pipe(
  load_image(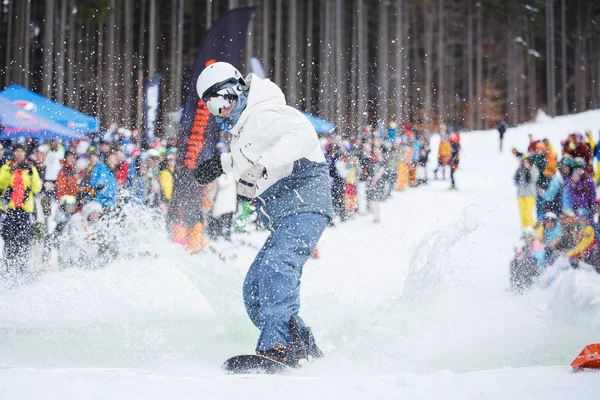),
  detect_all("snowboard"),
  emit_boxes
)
[222,354,291,374]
